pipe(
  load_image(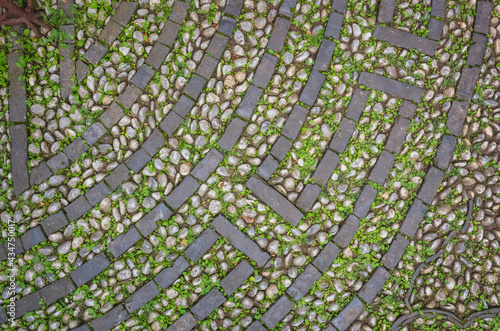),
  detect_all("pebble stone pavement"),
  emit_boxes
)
[1,0,500,330]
